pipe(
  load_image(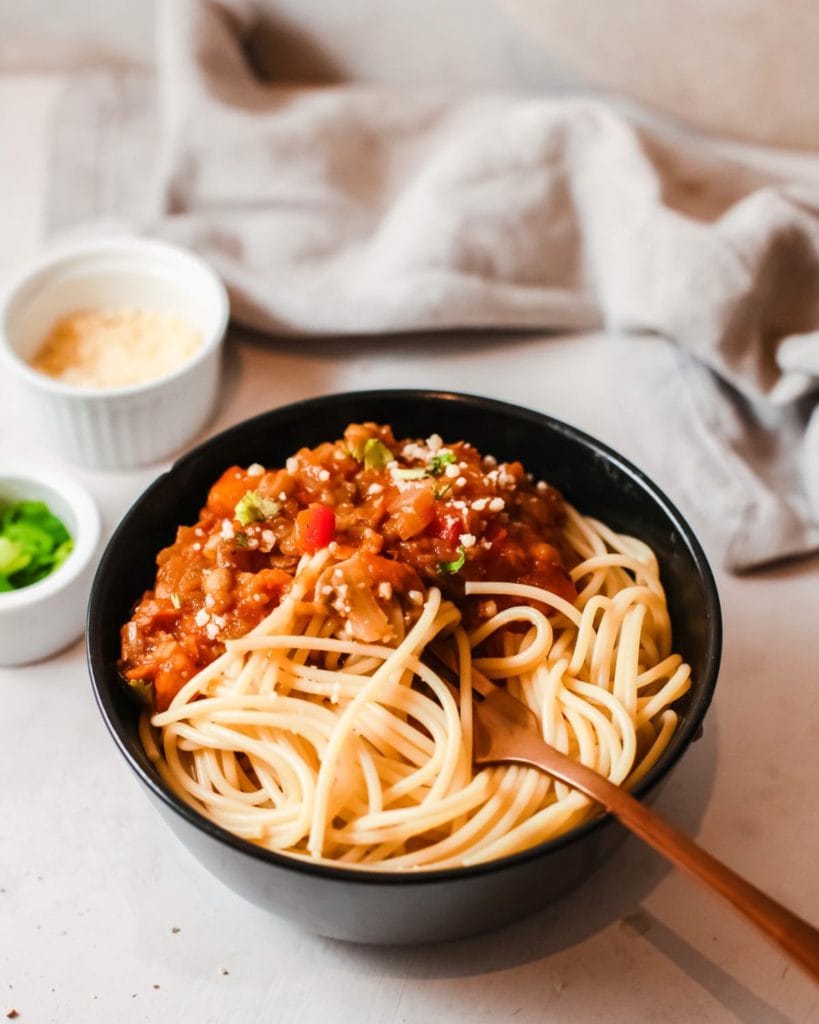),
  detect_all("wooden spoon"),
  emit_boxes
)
[425,651,819,982]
